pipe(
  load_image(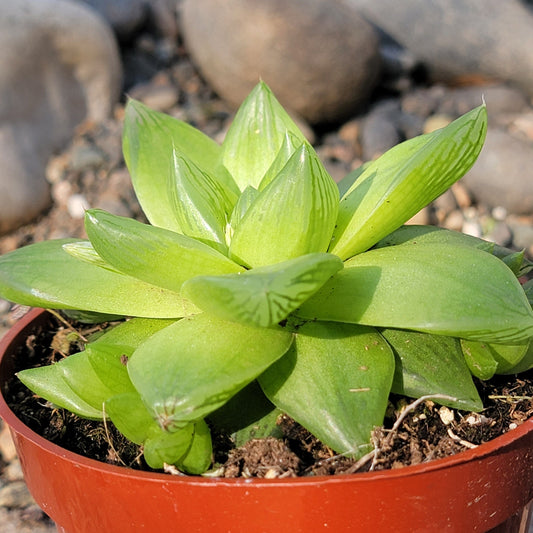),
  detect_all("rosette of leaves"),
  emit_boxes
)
[1,82,532,474]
